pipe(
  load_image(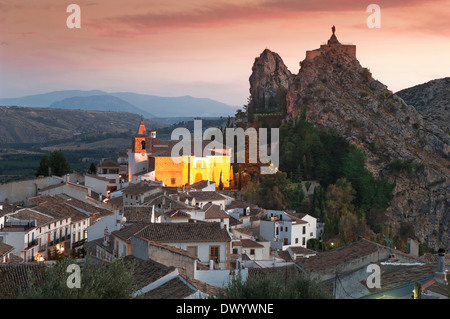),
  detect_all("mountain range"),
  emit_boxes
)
[0,90,238,118]
[248,31,449,251]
